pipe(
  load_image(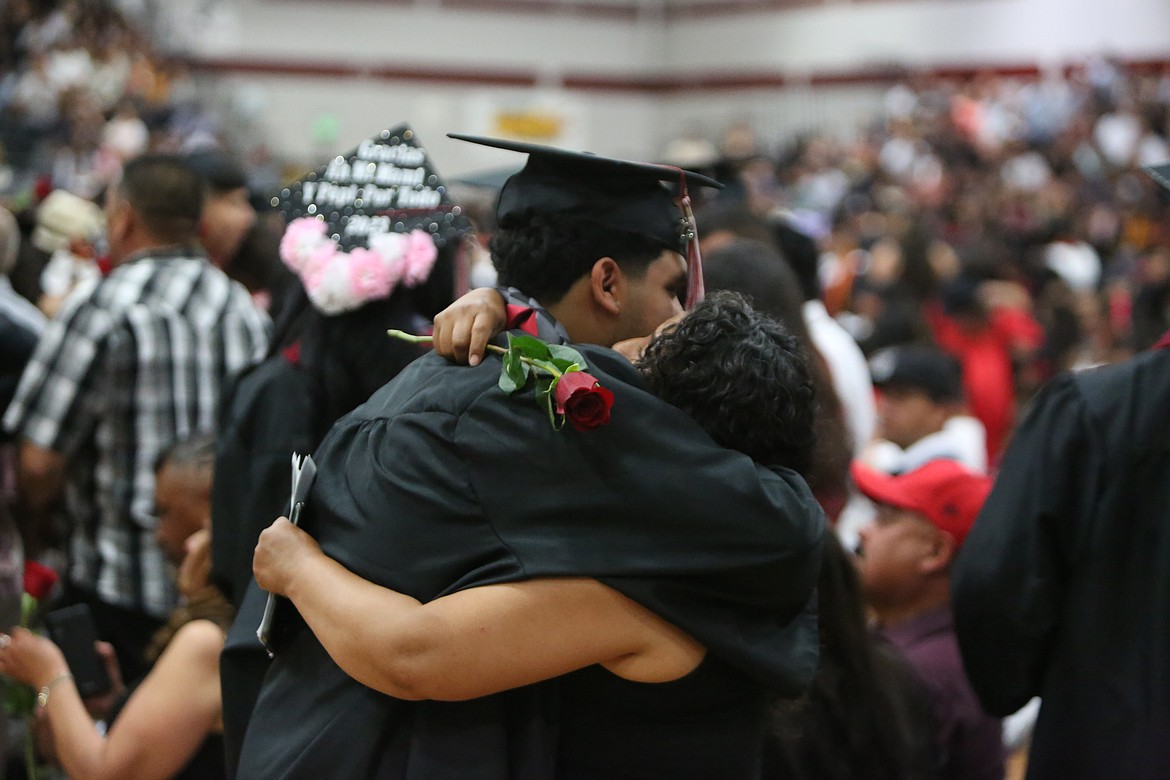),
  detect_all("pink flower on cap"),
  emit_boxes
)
[278,217,440,316]
[347,247,394,302]
[279,217,328,269]
[401,229,438,286]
